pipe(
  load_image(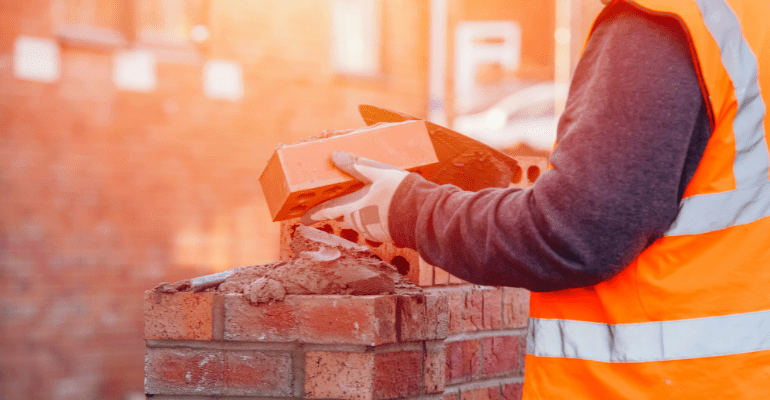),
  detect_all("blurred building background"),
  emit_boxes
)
[0,0,603,398]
